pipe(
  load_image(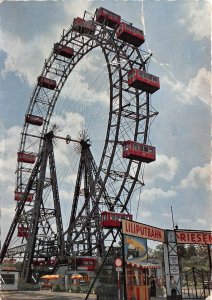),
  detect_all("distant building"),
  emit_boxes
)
[0,267,20,290]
